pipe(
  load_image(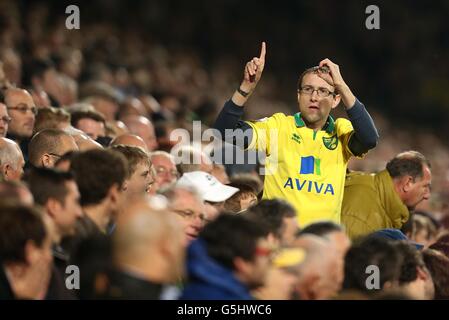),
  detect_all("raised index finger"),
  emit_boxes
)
[259,41,266,61]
